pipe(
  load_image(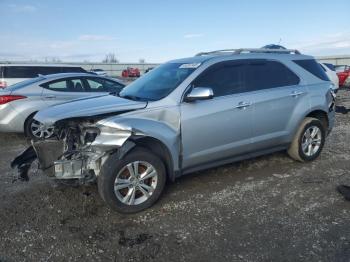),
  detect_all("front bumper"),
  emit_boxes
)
[11,121,135,182]
[11,140,108,182]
